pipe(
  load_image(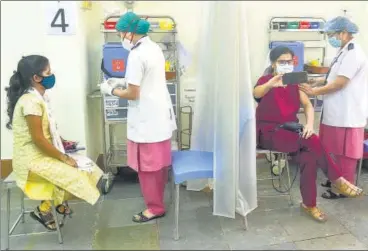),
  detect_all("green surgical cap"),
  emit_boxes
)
[323,16,359,34]
[115,12,150,34]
